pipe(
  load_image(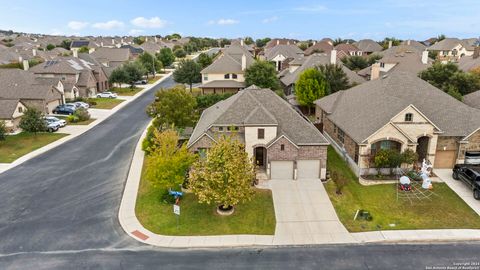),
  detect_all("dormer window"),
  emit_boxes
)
[232,74,237,79]
[224,74,230,79]
[405,113,413,122]
[218,126,224,132]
